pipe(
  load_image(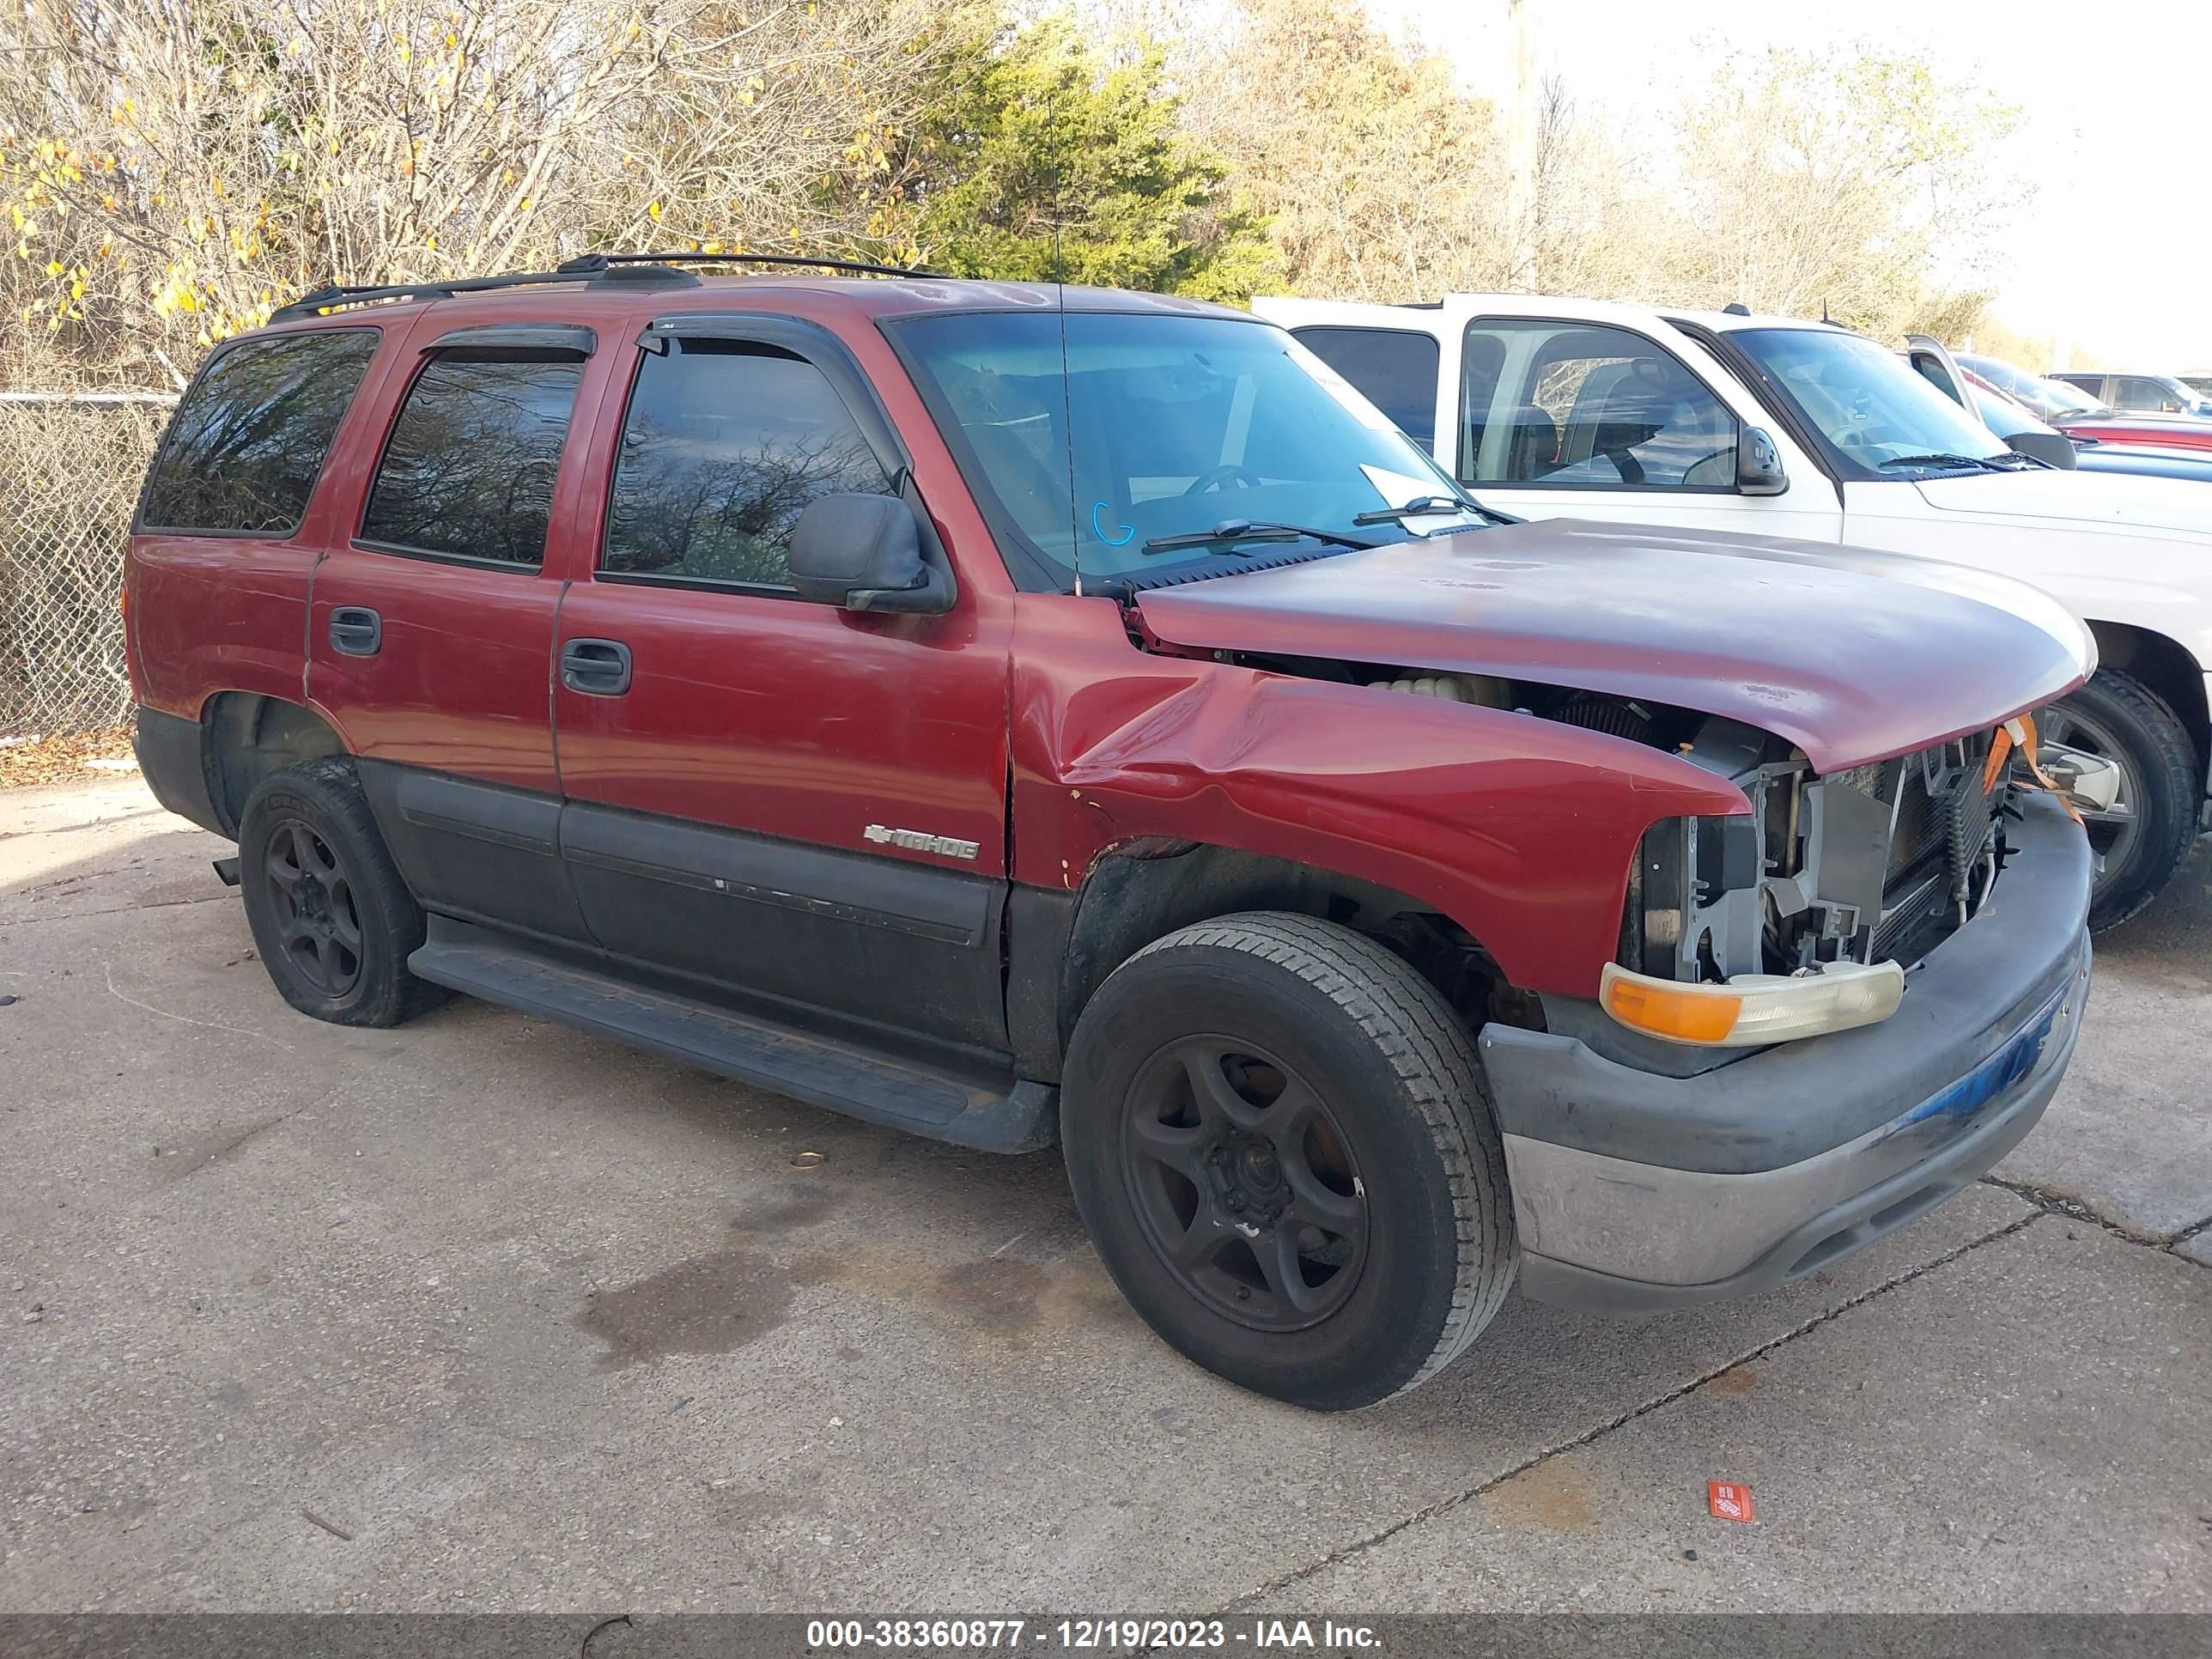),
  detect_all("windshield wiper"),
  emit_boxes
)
[1877,453,2010,473]
[1139,519,1380,556]
[1352,493,1514,526]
